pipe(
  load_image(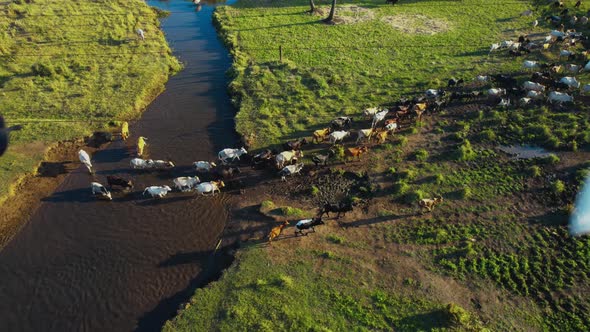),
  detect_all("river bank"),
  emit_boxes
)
[165,0,590,330]
[0,0,240,330]
[0,0,180,246]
